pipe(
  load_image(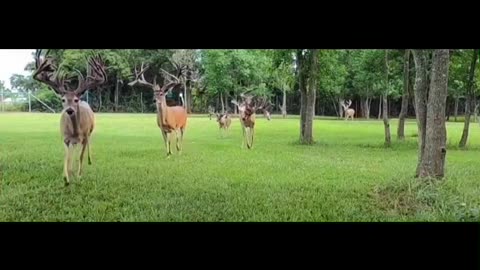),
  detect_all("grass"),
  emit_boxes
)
[1,112,479,222]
